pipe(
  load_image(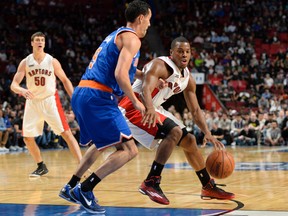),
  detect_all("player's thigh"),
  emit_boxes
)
[23,102,44,136]
[43,96,67,135]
